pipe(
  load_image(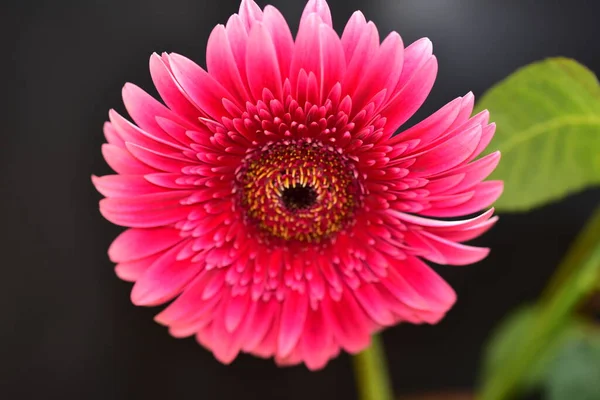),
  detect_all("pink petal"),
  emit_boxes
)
[262,6,294,80]
[408,124,482,177]
[381,55,437,136]
[154,270,222,325]
[300,308,335,370]
[206,25,251,105]
[92,174,164,198]
[122,83,195,143]
[349,32,404,112]
[322,291,372,353]
[390,95,464,147]
[290,13,344,102]
[224,292,251,332]
[389,207,496,231]
[131,241,204,306]
[103,121,124,147]
[108,227,183,263]
[125,142,192,173]
[353,283,395,325]
[439,151,501,193]
[149,53,201,124]
[423,181,504,217]
[414,231,490,265]
[392,256,456,311]
[238,0,263,31]
[436,217,499,243]
[101,144,155,175]
[246,23,282,100]
[109,109,181,154]
[115,252,161,282]
[300,0,333,28]
[99,191,193,228]
[167,53,234,120]
[342,19,380,97]
[241,299,279,353]
[278,290,309,358]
